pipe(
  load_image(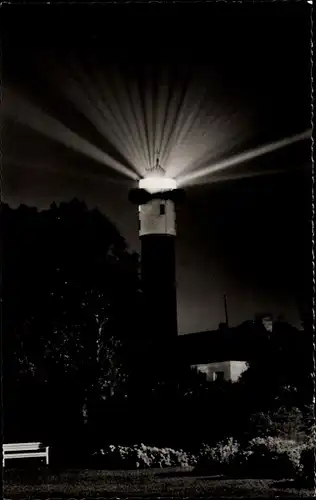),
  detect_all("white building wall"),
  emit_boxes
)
[191,360,247,382]
[139,199,176,236]
[229,360,248,382]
